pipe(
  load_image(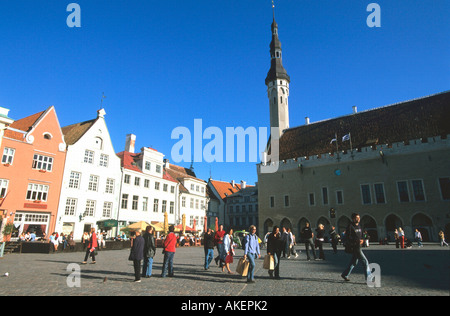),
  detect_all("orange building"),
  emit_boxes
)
[0,106,66,240]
